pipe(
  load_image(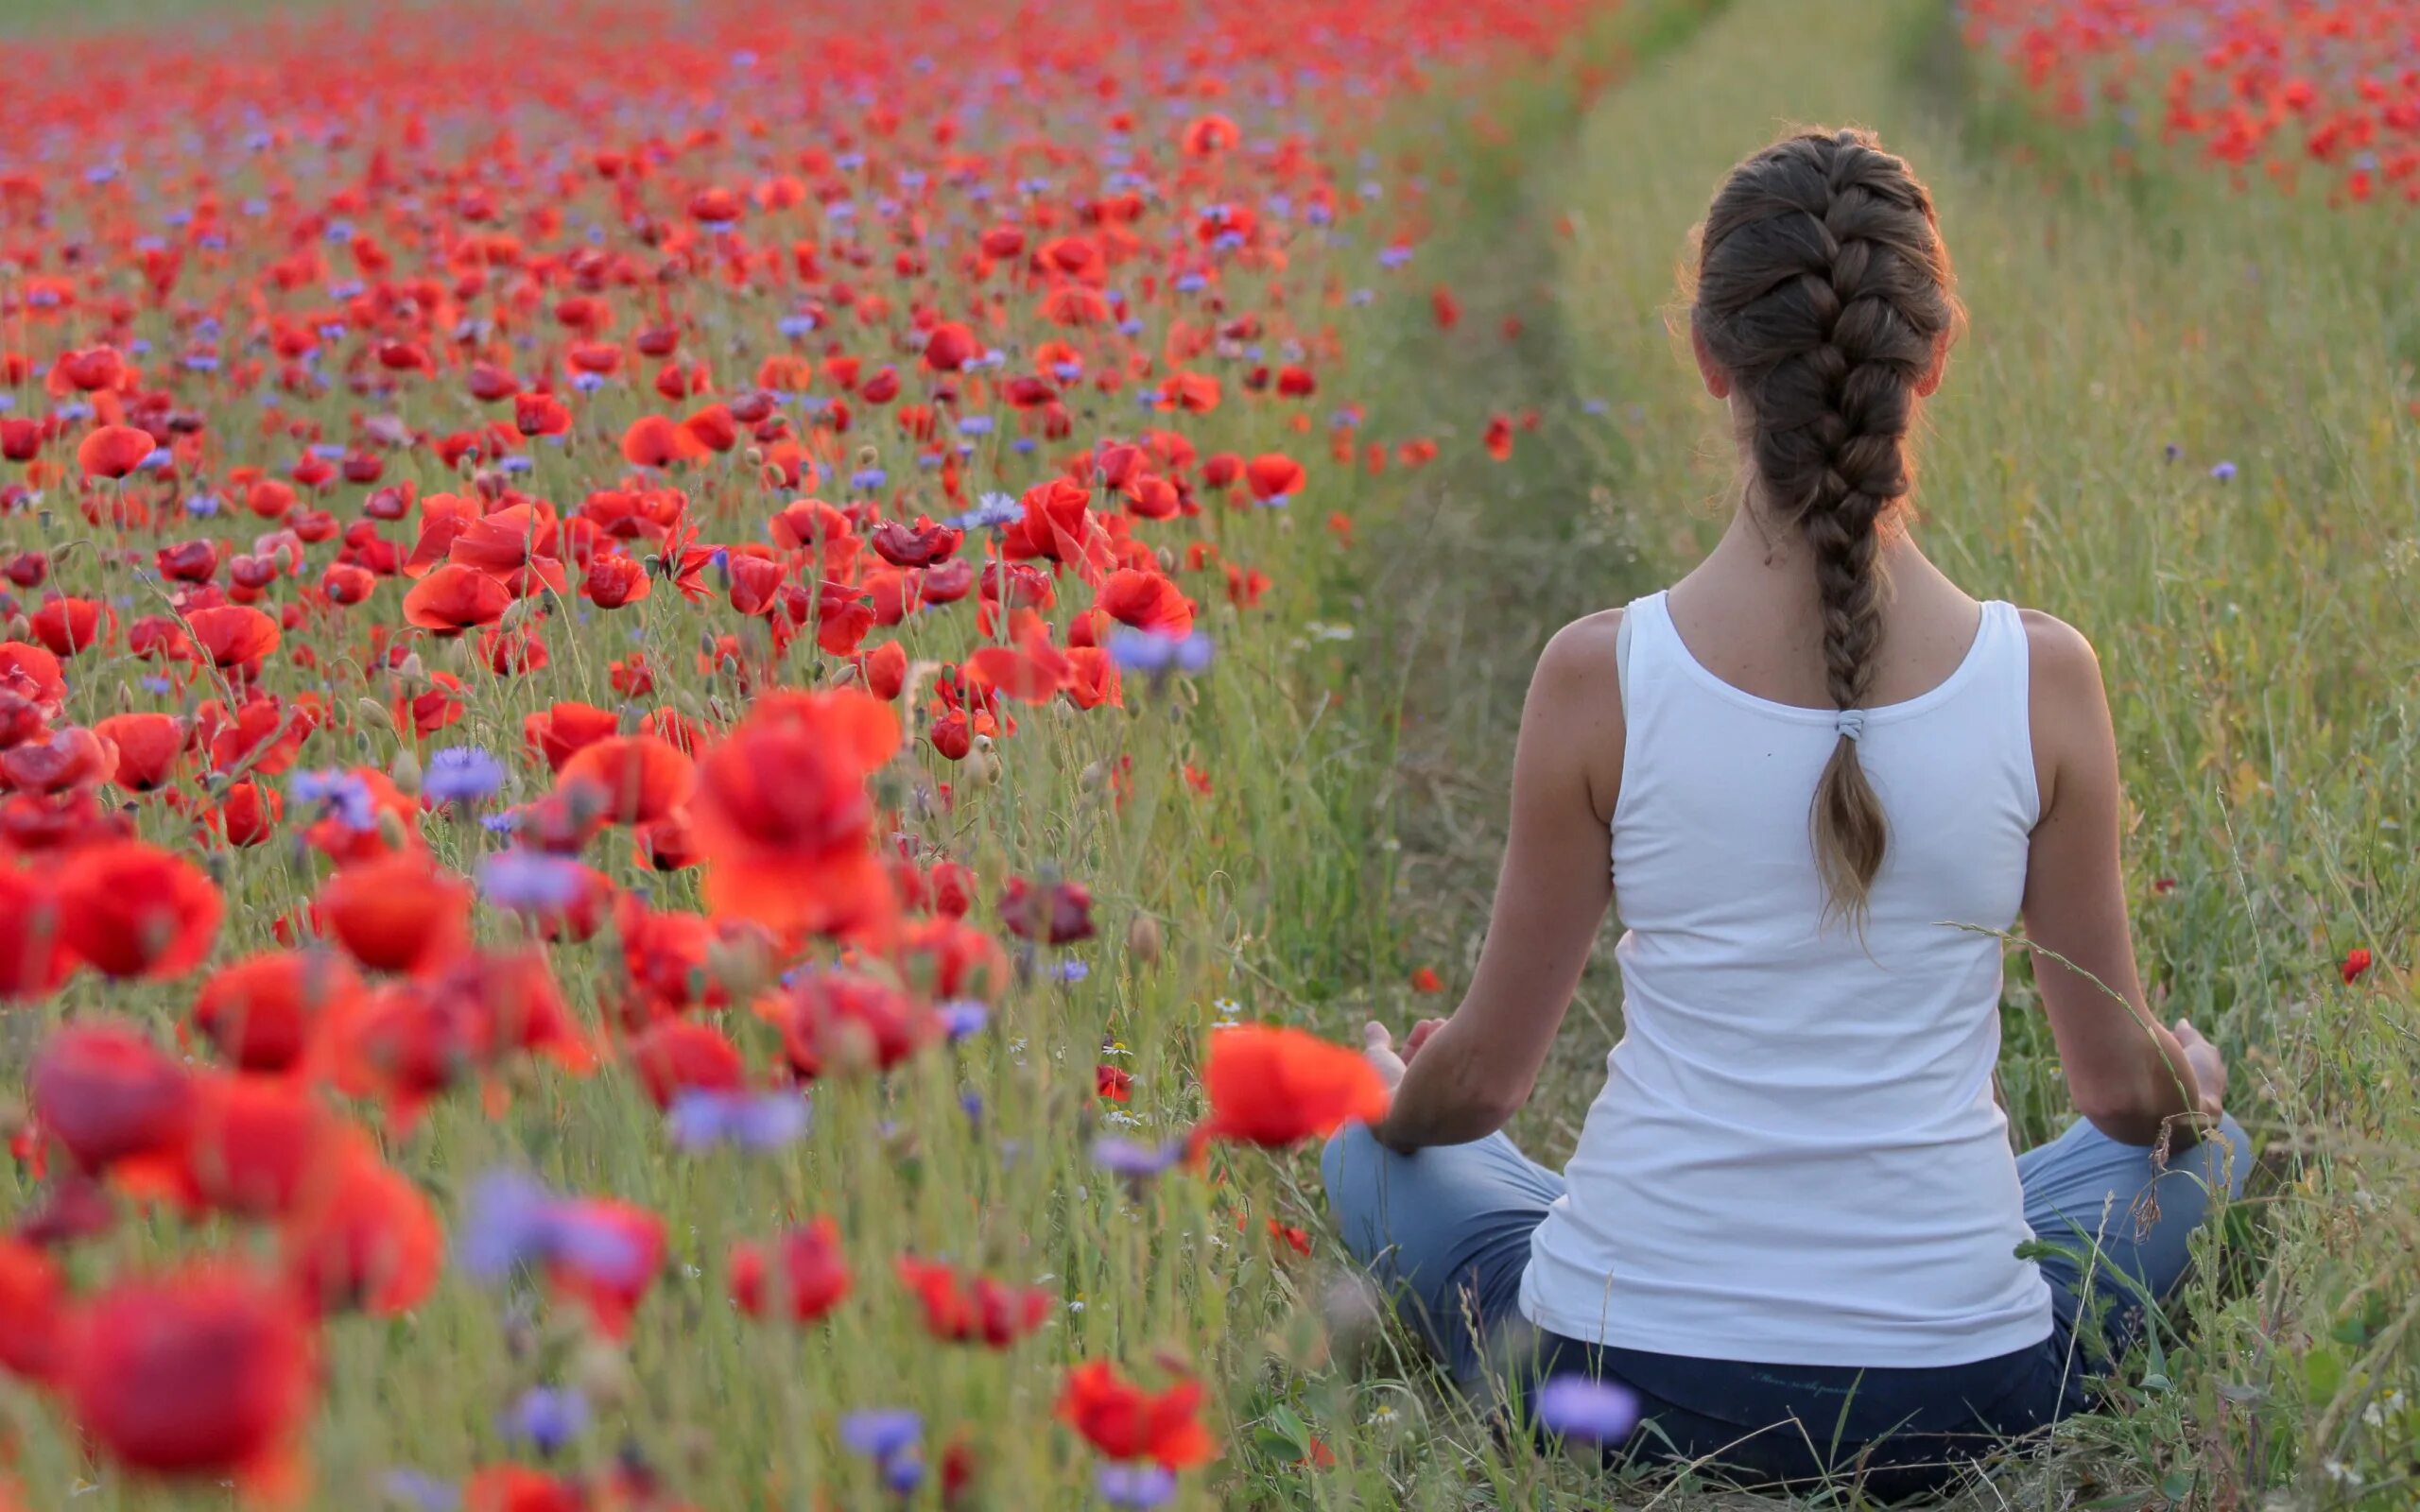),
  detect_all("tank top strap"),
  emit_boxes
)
[1977,600,2042,827]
